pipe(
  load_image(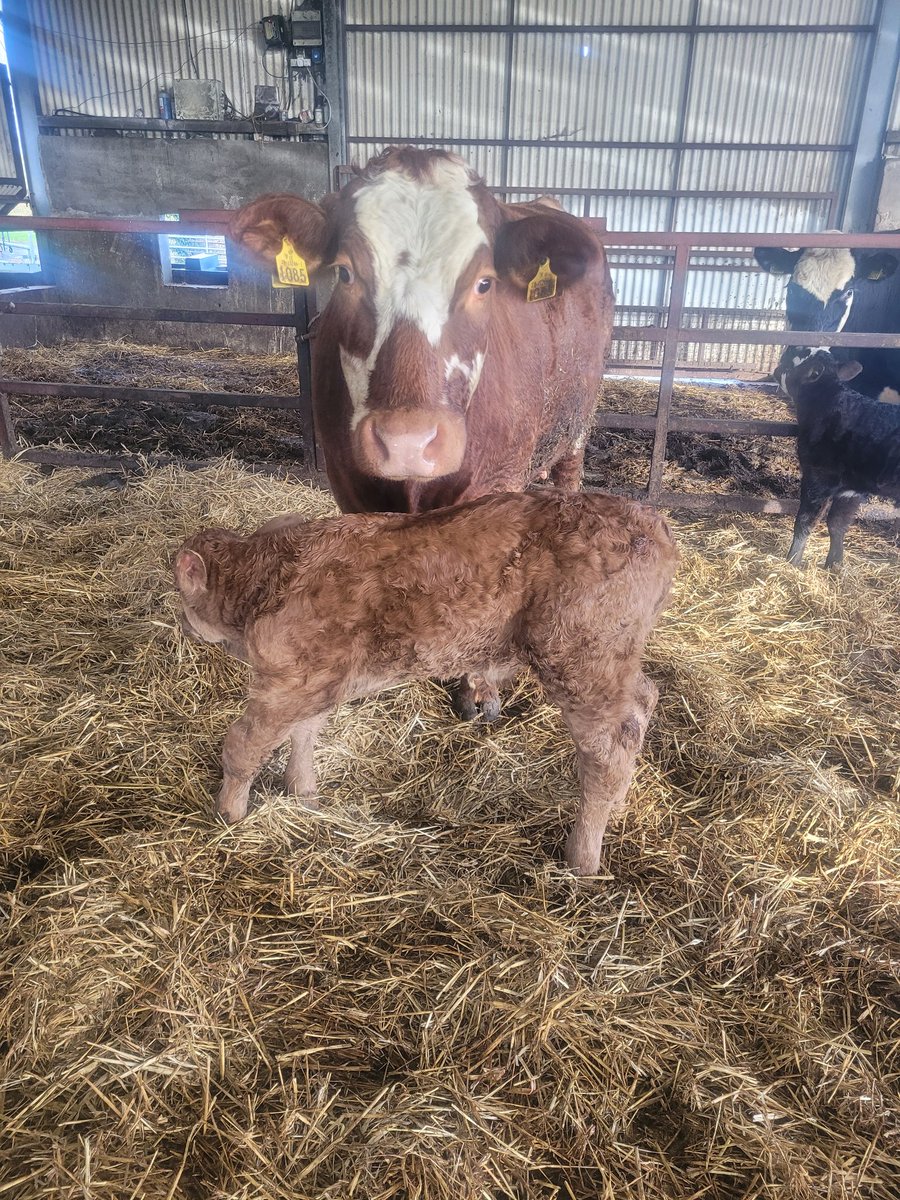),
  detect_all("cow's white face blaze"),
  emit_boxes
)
[793,247,854,305]
[336,157,490,480]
